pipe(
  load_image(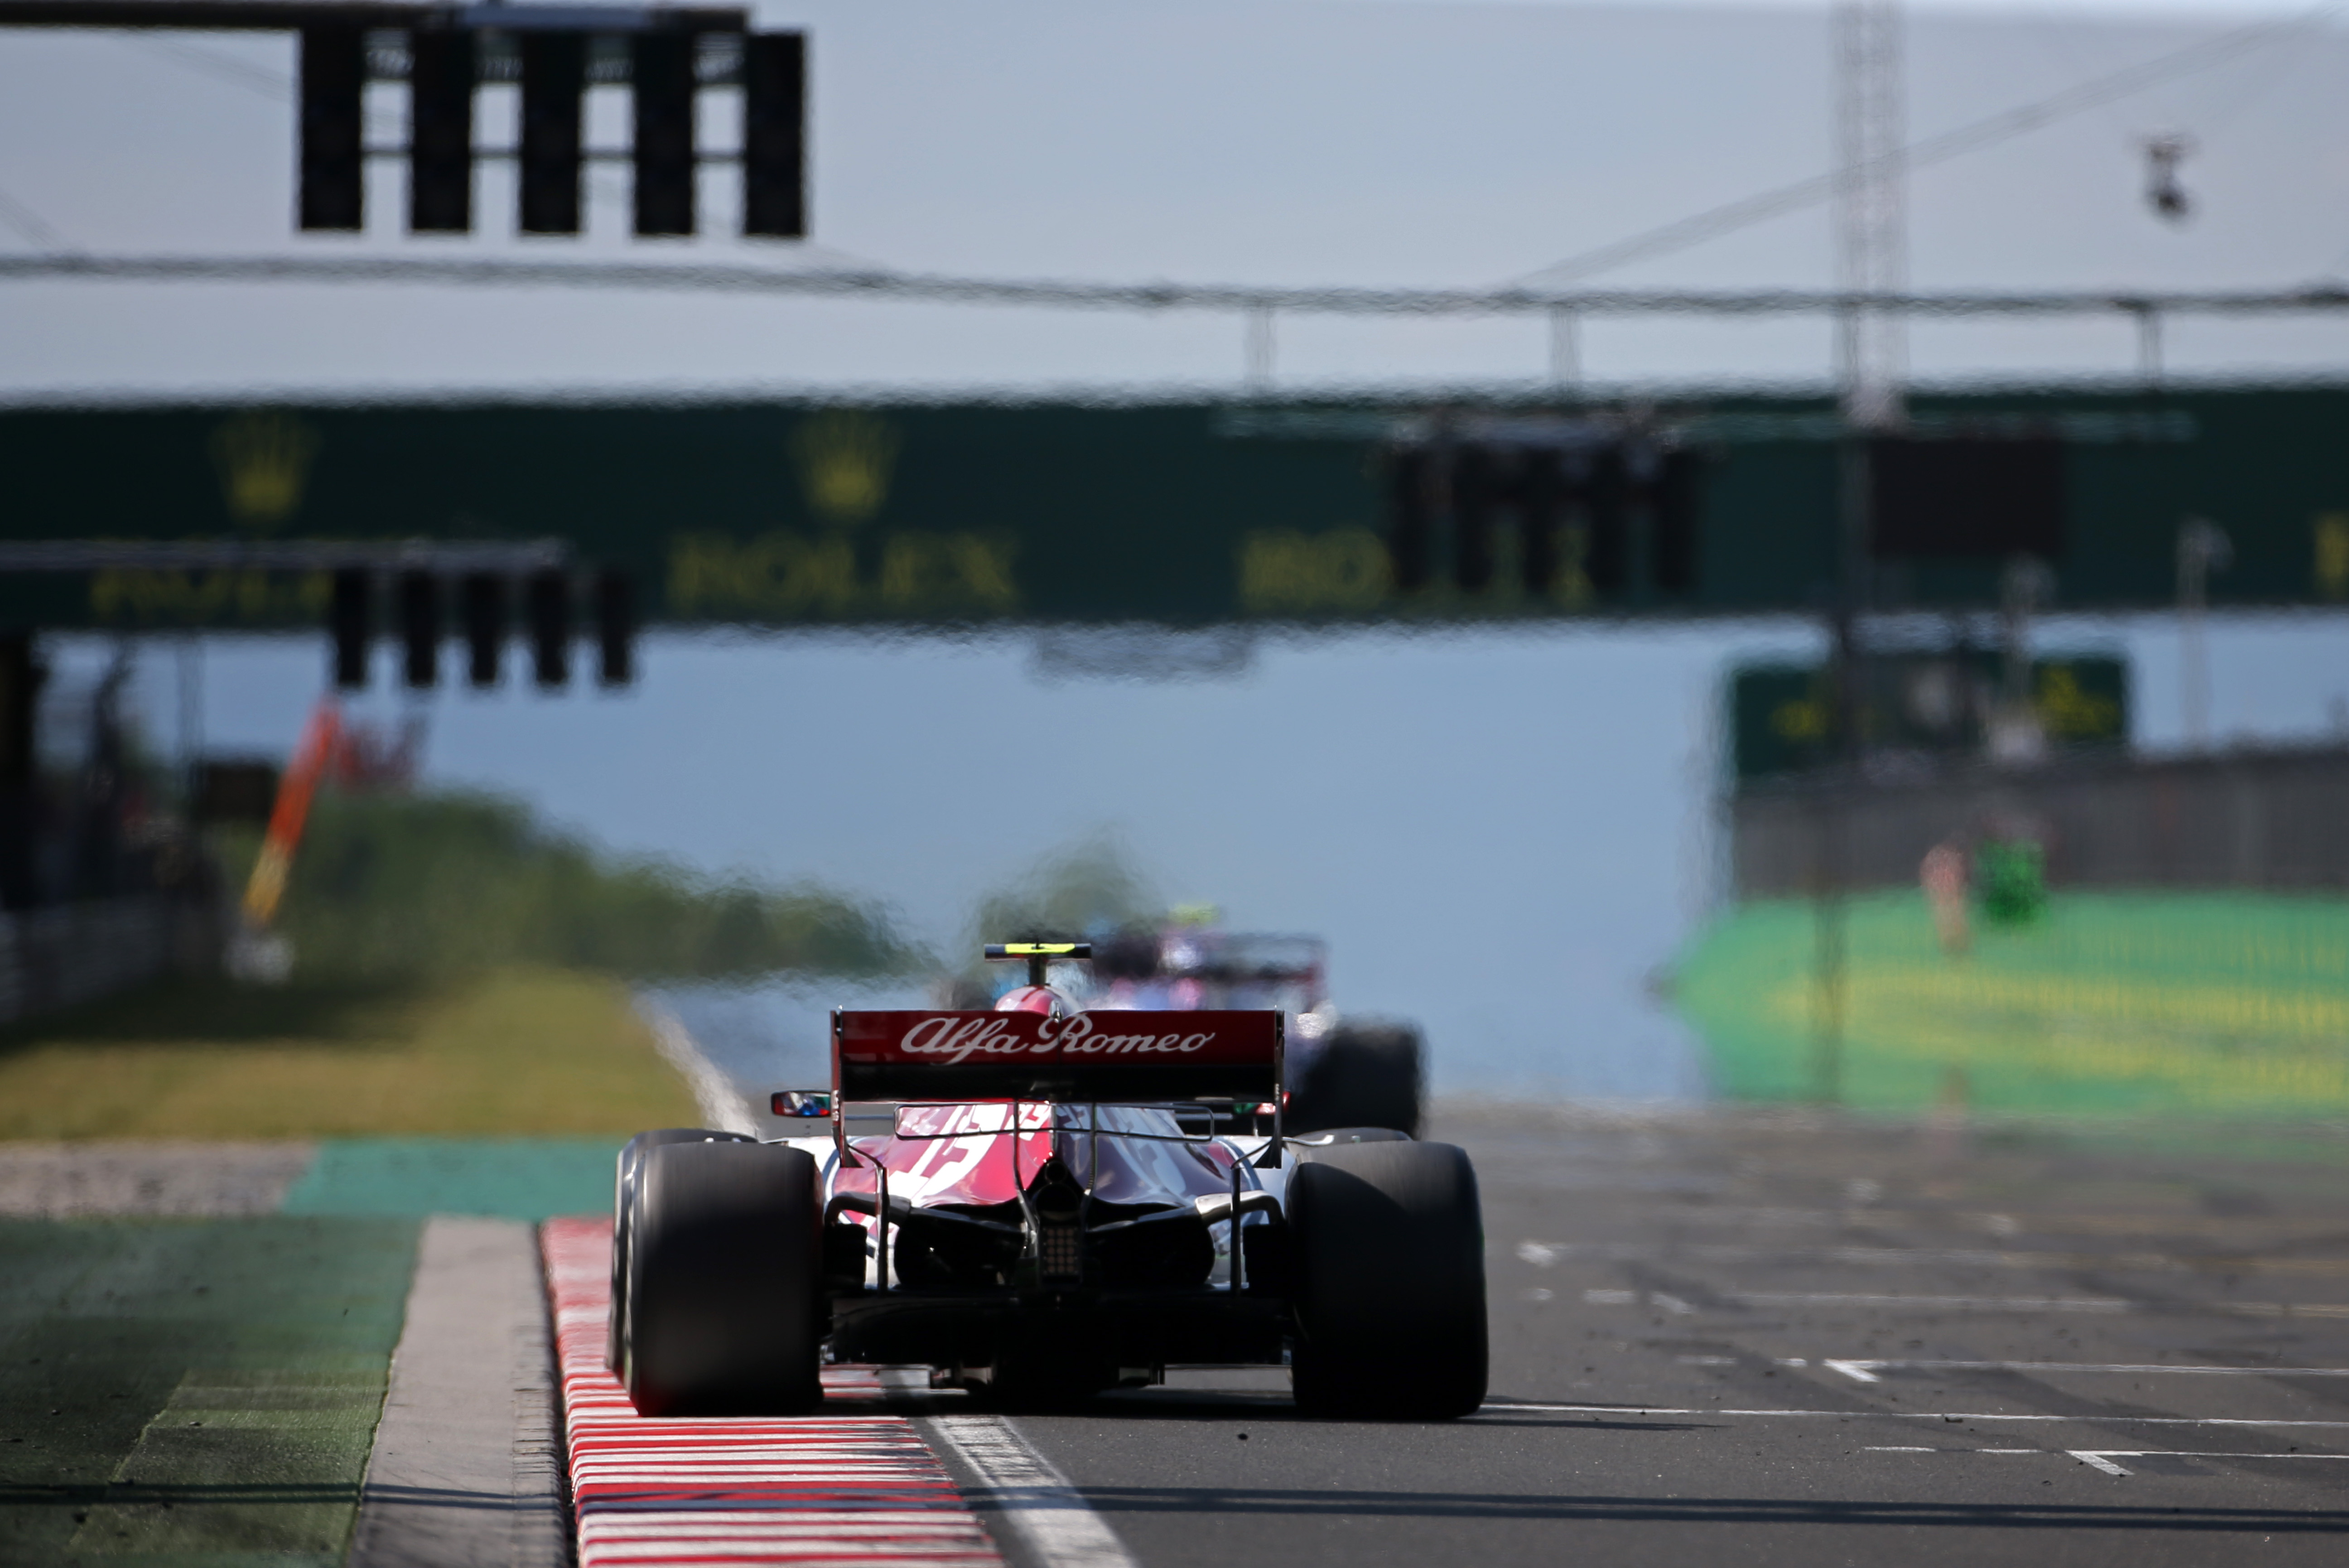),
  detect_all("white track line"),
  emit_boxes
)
[1728,1292,2349,1318]
[1480,1404,2349,1429]
[1514,1242,2349,1276]
[1825,1359,2349,1381]
[1573,1285,2349,1319]
[1737,1293,2132,1313]
[1859,1447,2349,1475]
[926,1416,1139,1568]
[636,1003,760,1135]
